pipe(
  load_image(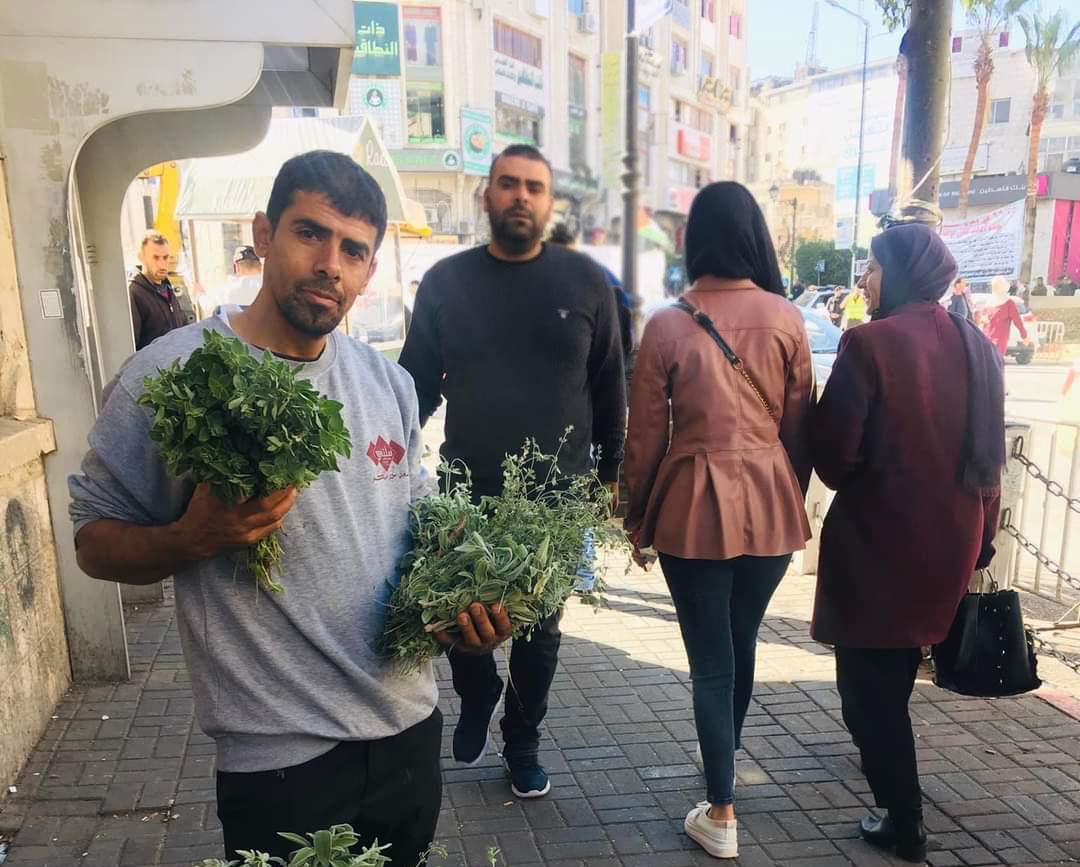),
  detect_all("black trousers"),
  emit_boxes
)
[835,647,923,816]
[449,608,563,758]
[216,709,442,865]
